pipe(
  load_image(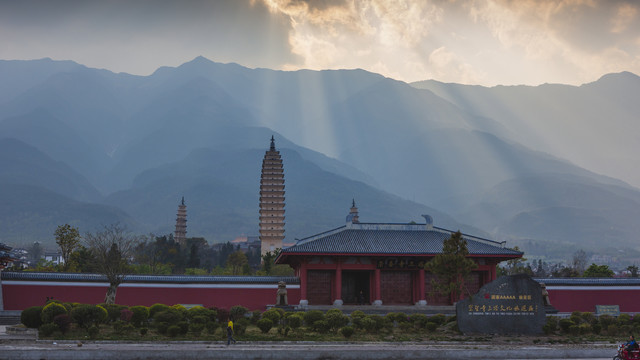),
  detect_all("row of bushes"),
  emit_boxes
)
[544,311,640,336]
[22,301,257,338]
[23,301,457,339]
